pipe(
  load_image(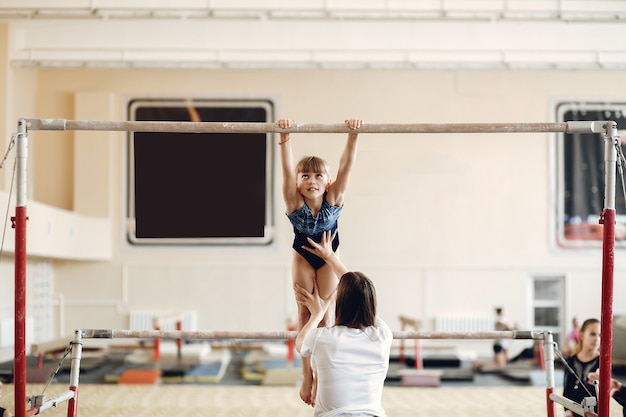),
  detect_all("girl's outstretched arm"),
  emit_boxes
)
[326,119,362,207]
[277,119,301,213]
